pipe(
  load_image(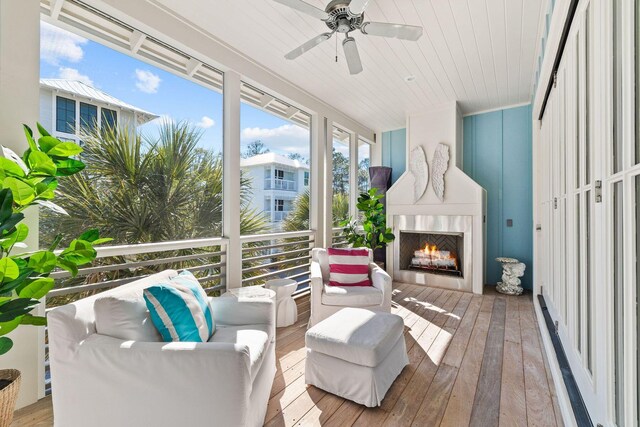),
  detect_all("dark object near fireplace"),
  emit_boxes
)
[369,167,392,265]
